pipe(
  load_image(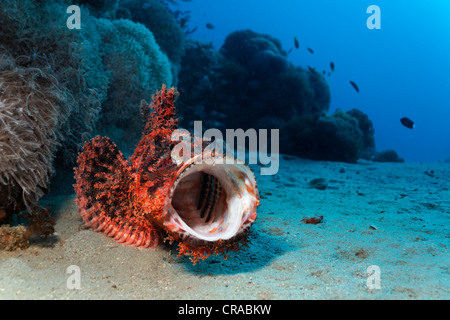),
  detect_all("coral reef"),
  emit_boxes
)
[176,29,394,164]
[215,30,330,129]
[176,40,223,128]
[0,0,175,241]
[220,29,287,67]
[346,108,375,159]
[95,18,173,154]
[177,31,330,132]
[314,110,364,163]
[279,114,320,160]
[281,110,366,163]
[117,0,185,82]
[78,0,120,19]
[0,55,66,212]
[0,0,109,217]
[373,150,405,163]
[75,86,259,264]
